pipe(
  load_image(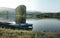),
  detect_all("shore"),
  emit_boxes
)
[0,28,60,38]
